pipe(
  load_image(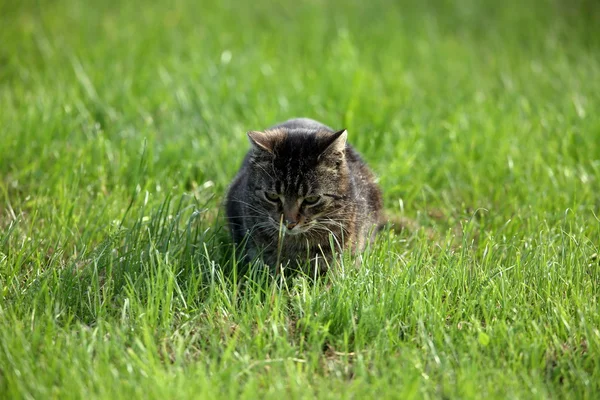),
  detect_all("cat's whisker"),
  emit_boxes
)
[319,217,354,224]
[317,207,354,219]
[228,199,270,213]
[226,214,272,221]
[322,220,352,230]
[317,223,348,241]
[309,225,344,251]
